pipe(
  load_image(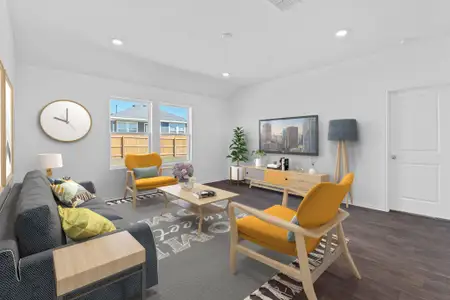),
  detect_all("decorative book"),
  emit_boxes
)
[193,190,216,199]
